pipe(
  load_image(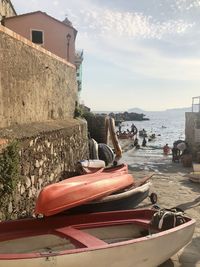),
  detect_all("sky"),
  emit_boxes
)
[12,0,200,111]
